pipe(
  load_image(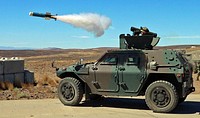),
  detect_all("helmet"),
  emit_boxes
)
[140,27,149,32]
